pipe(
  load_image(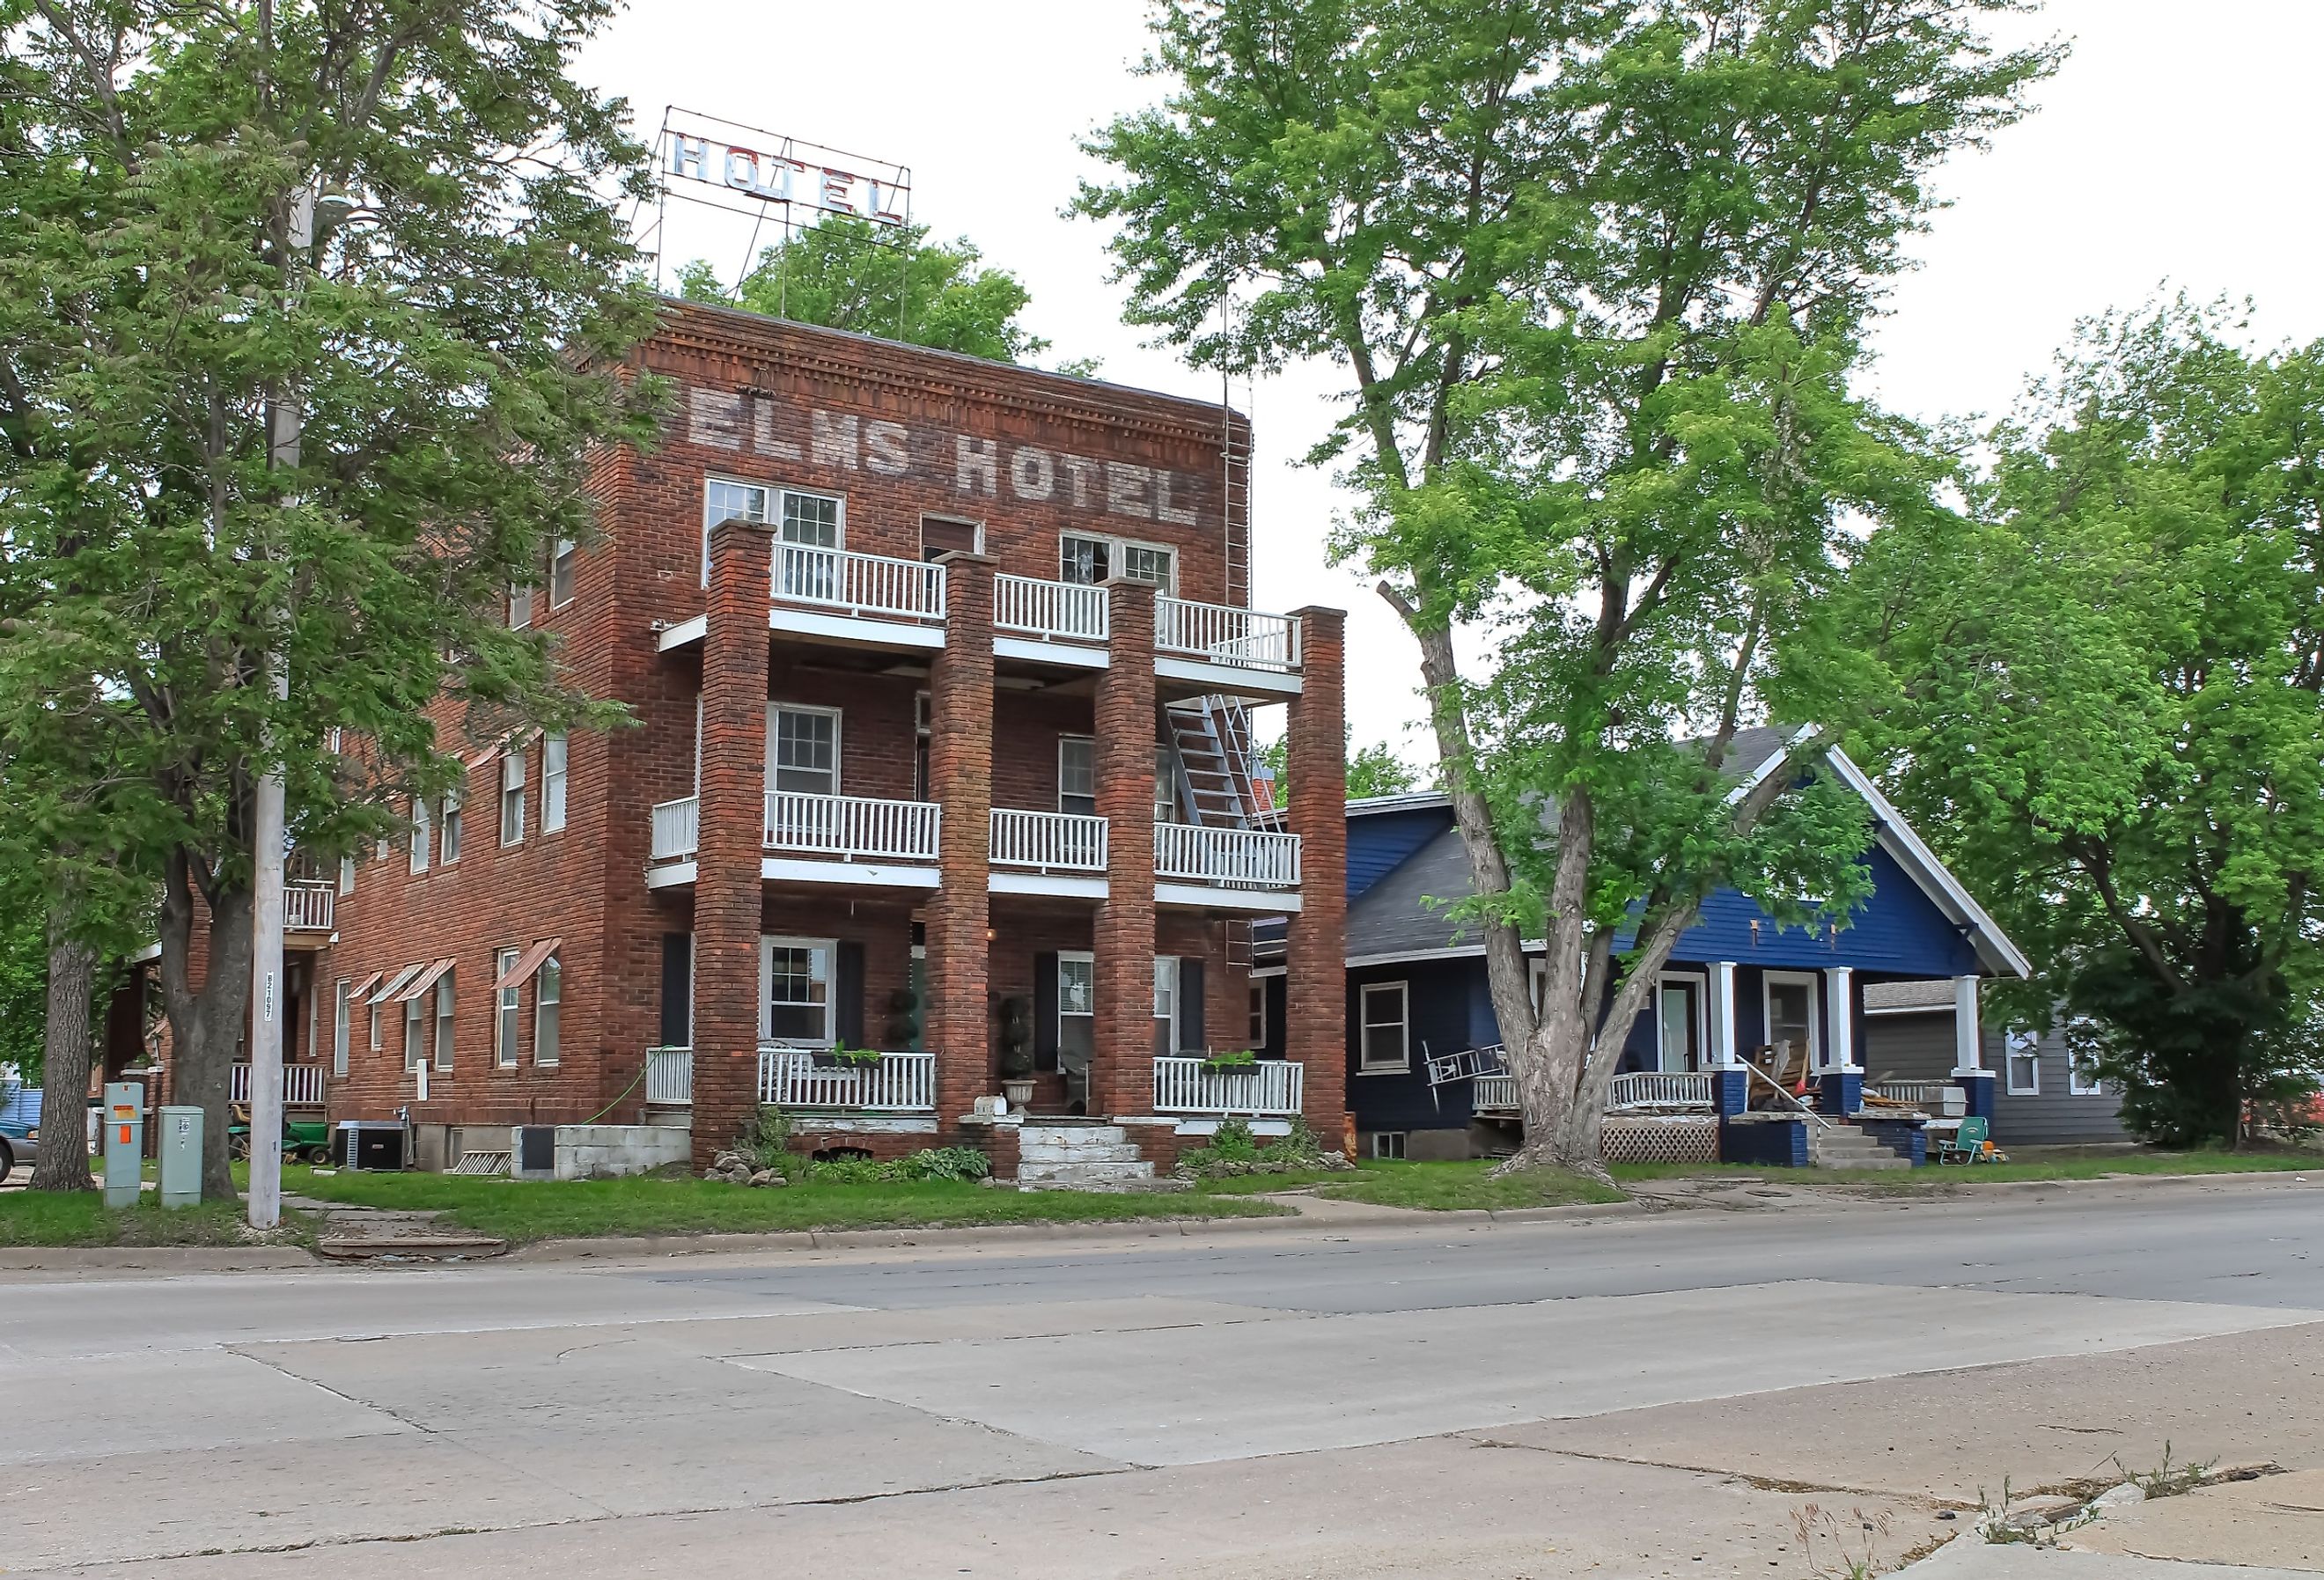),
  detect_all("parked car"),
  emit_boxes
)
[0,1083,37,1184]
